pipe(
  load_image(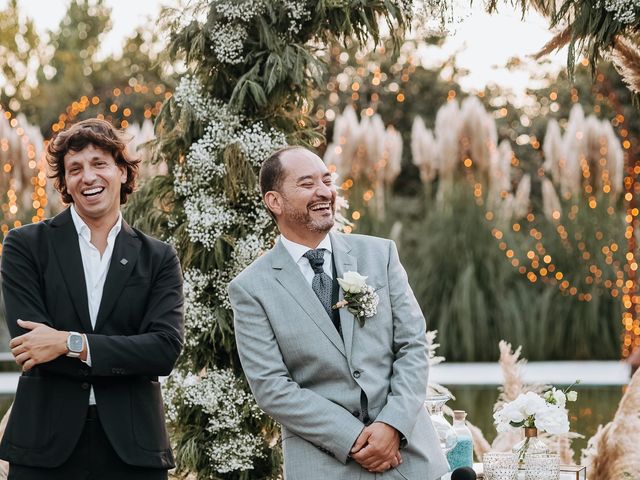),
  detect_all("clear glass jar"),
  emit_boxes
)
[446,410,474,469]
[512,427,550,469]
[424,394,458,454]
